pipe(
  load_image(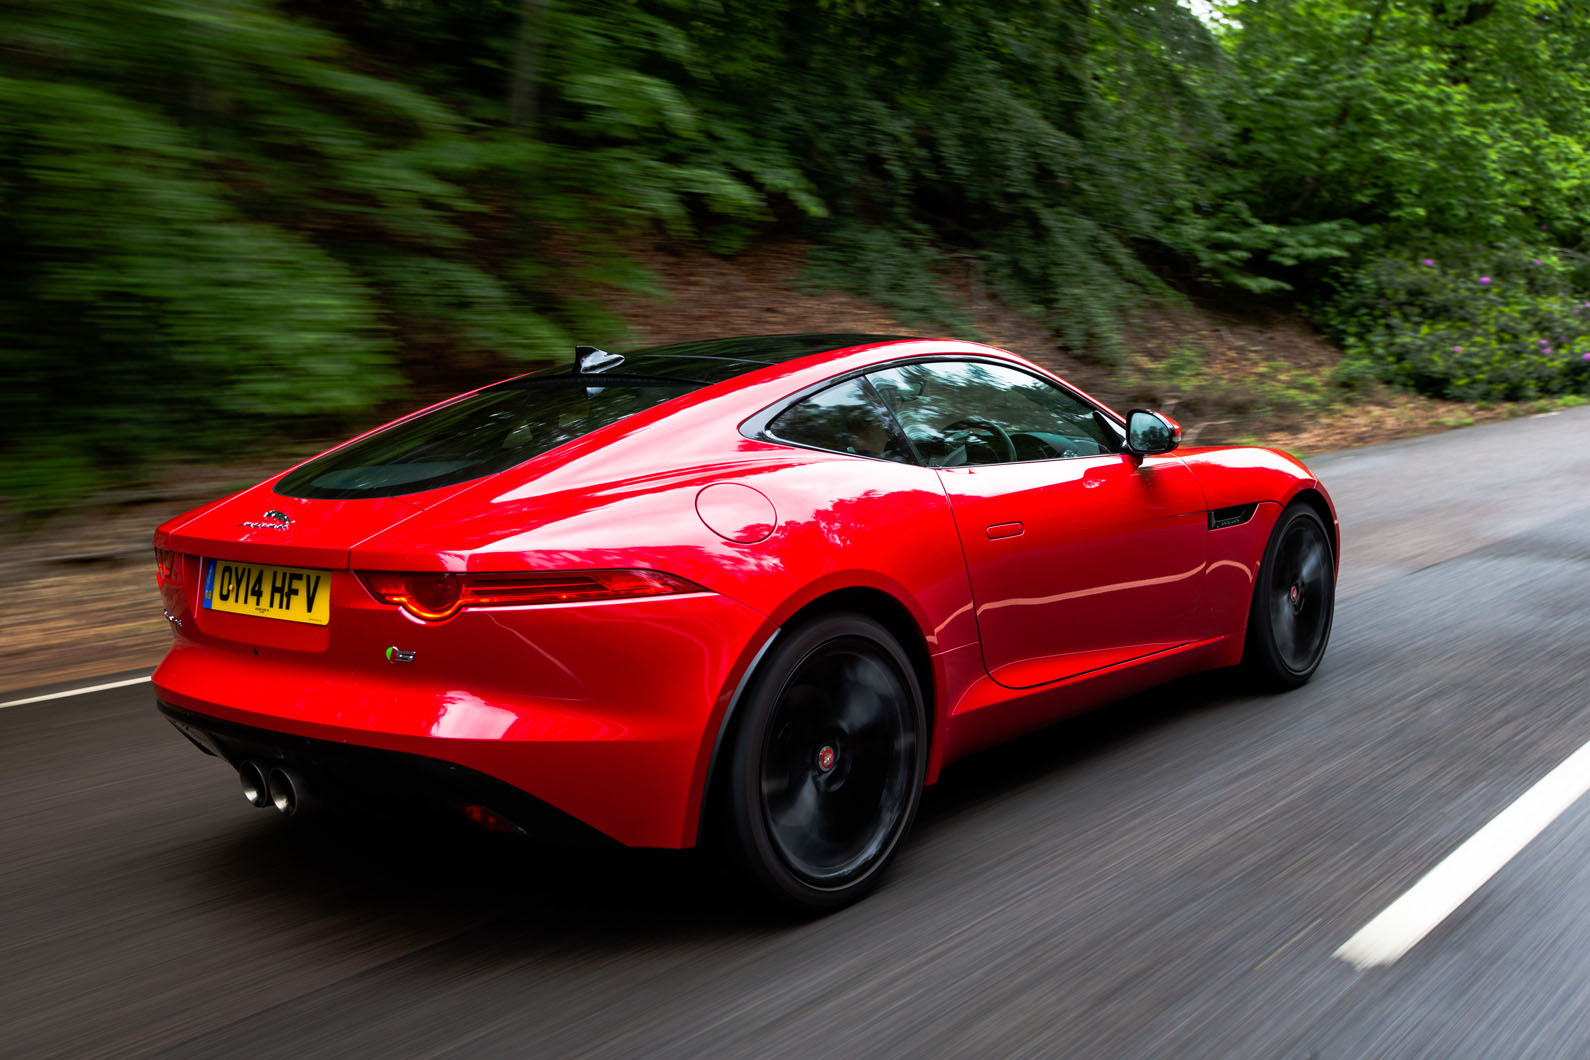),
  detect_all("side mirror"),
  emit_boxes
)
[1125,409,1182,456]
